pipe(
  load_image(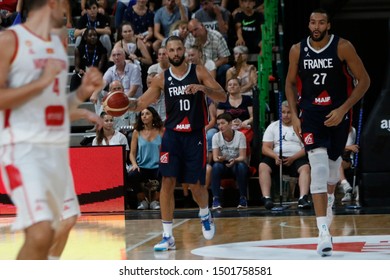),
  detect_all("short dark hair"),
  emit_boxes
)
[165,35,184,46]
[217,112,233,123]
[26,0,47,11]
[311,8,331,22]
[86,0,99,10]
